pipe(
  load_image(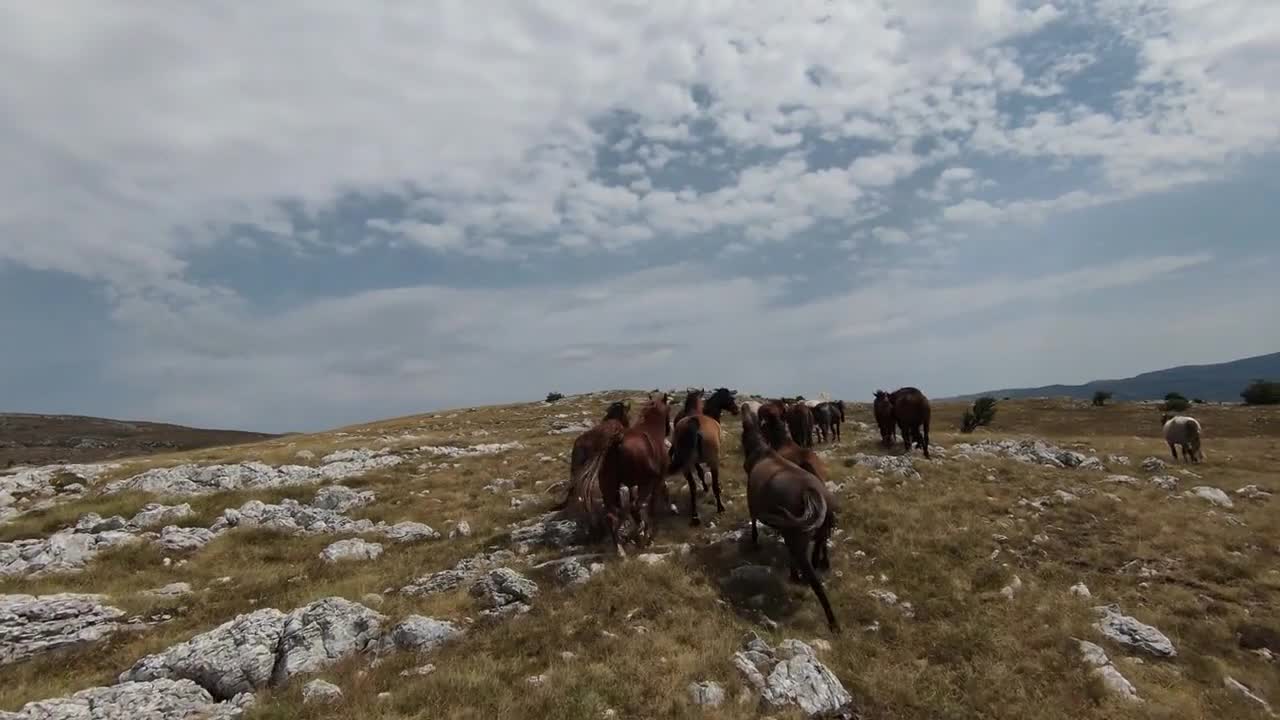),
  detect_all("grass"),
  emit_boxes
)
[3,394,1279,719]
